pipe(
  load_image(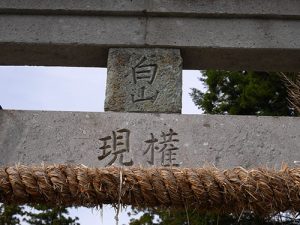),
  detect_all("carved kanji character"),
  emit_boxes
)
[144,129,180,167]
[130,57,159,103]
[132,56,157,84]
[98,129,133,166]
